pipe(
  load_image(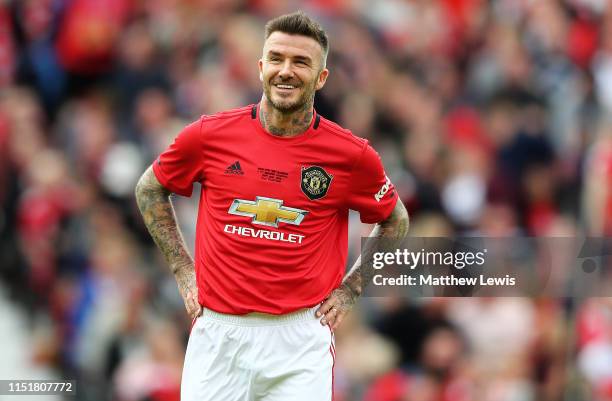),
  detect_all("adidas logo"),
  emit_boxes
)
[225,161,244,175]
